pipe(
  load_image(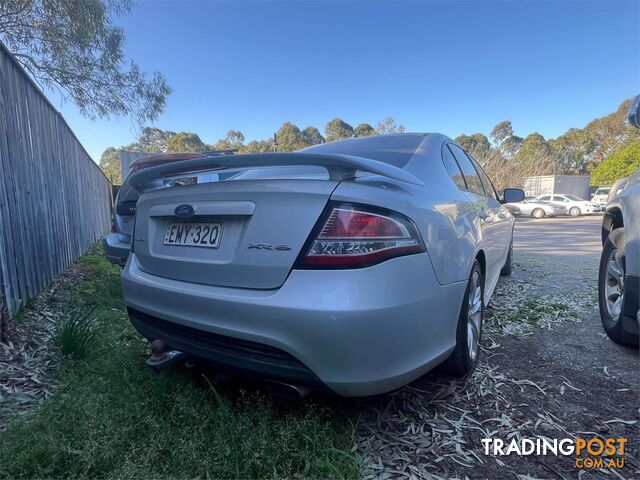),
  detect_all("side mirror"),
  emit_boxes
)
[628,95,640,129]
[502,188,525,203]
